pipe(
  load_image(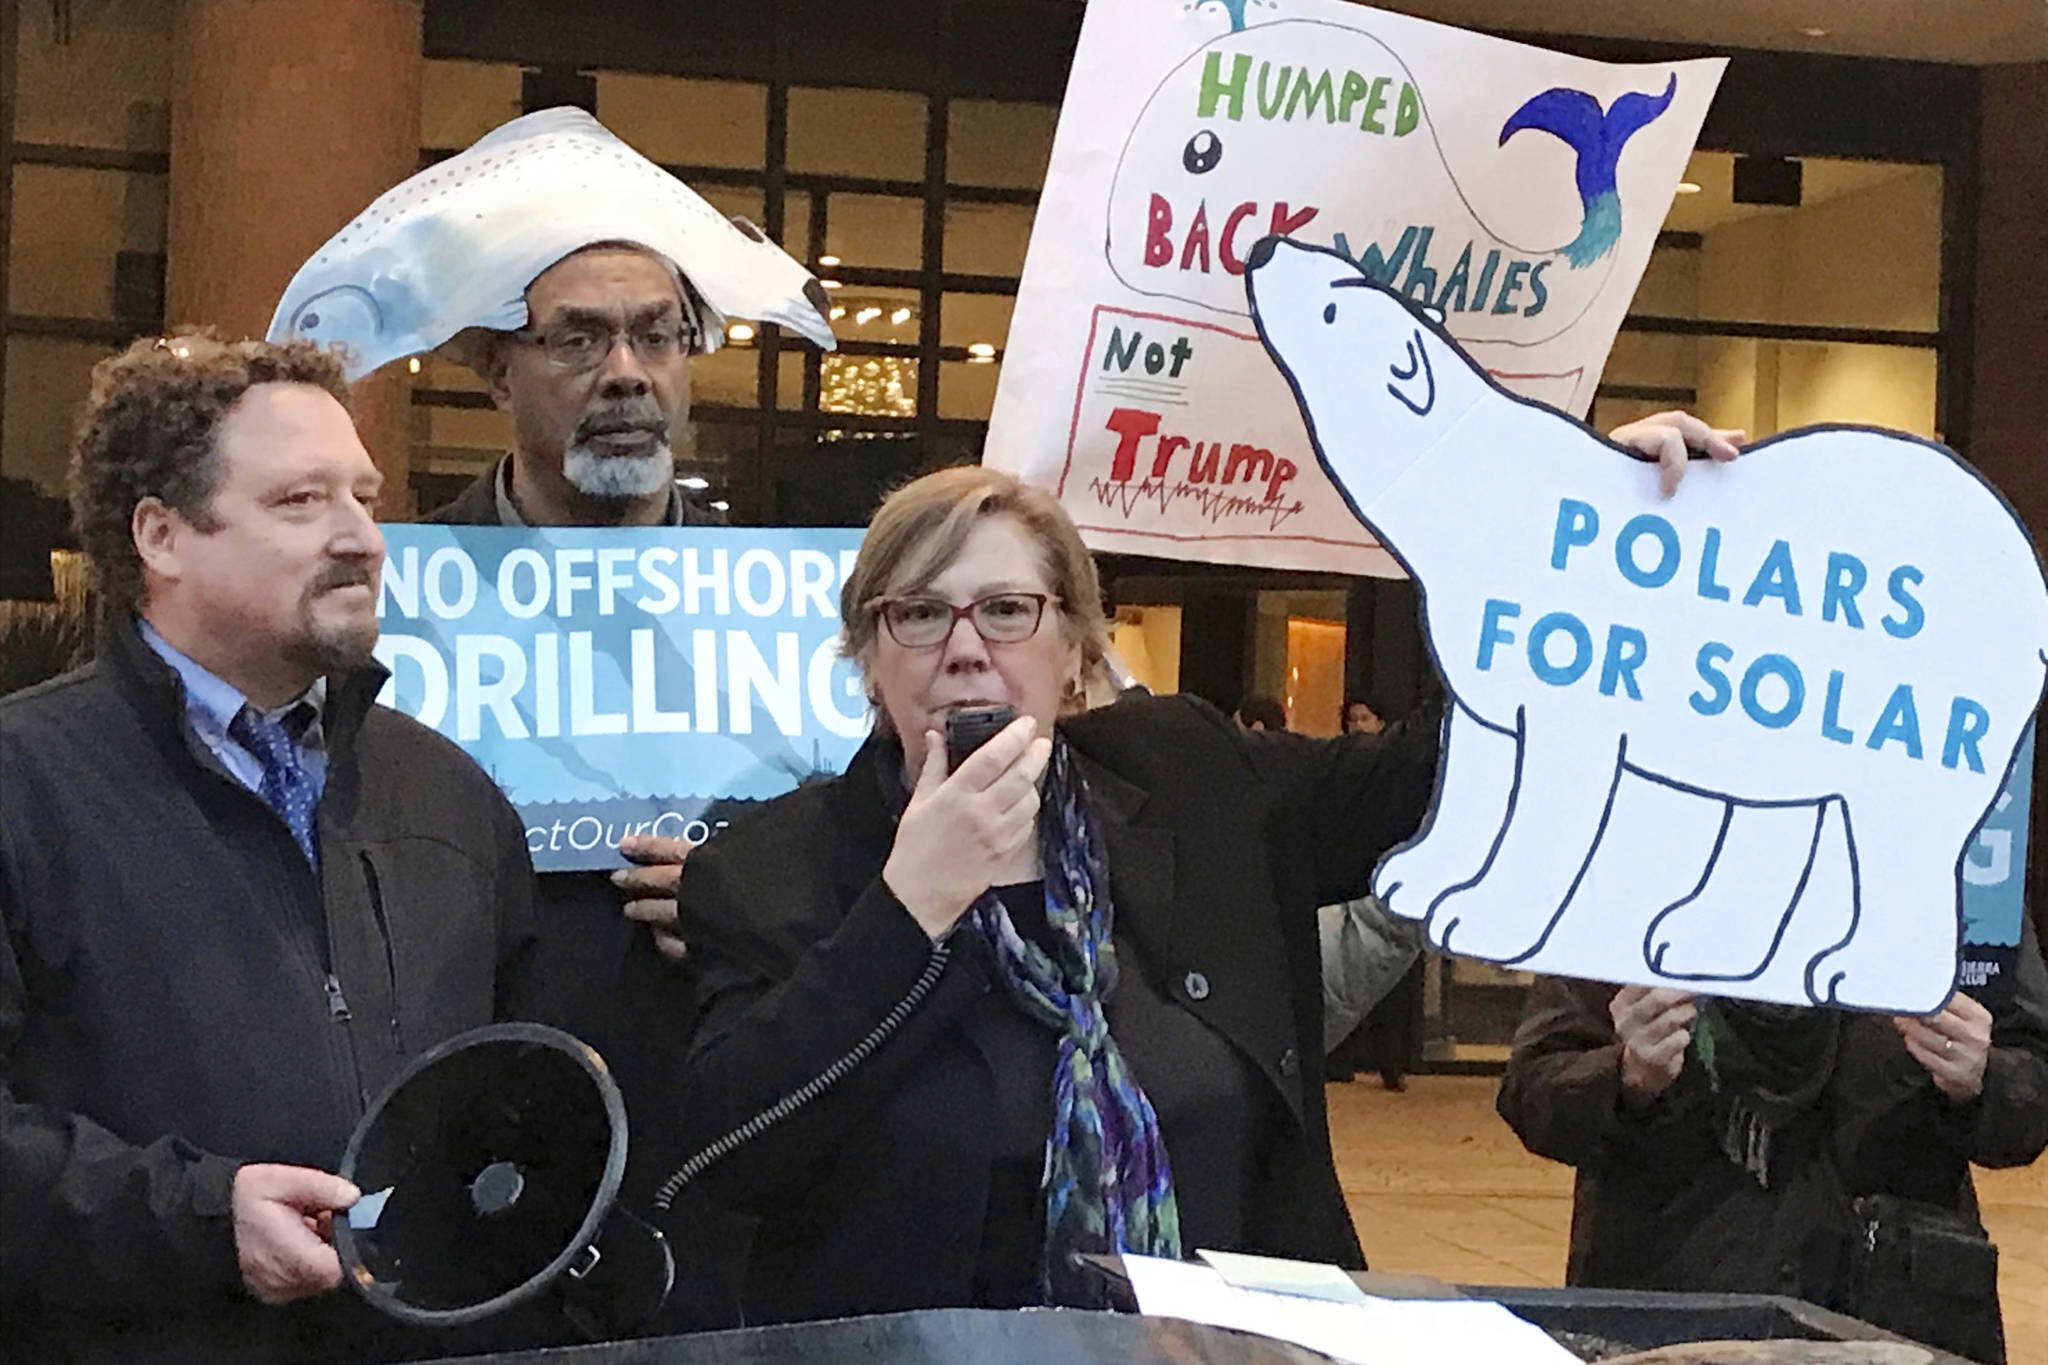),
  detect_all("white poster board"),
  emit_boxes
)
[1247,237,2048,1014]
[985,0,1722,576]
